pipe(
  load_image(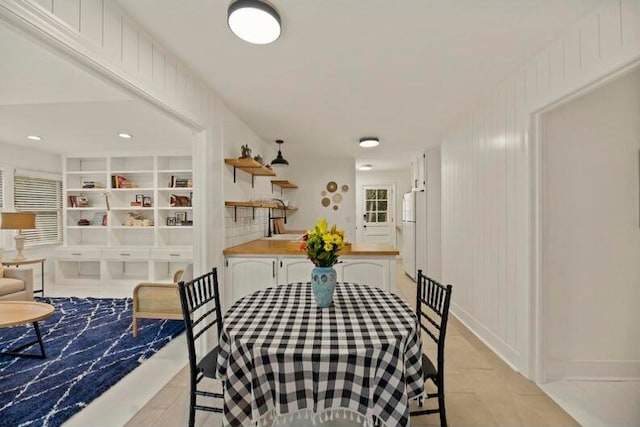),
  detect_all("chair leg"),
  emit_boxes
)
[188,377,196,427]
[132,318,138,338]
[438,388,447,427]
